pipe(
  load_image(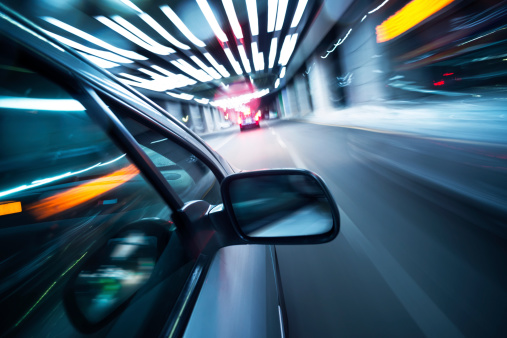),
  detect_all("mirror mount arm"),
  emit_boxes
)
[208,204,245,247]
